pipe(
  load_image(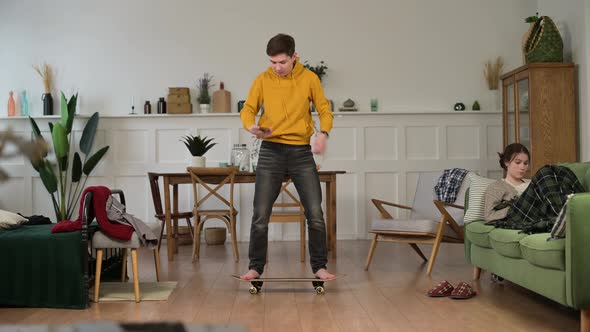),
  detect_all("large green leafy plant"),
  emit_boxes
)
[181,135,216,157]
[29,92,110,221]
